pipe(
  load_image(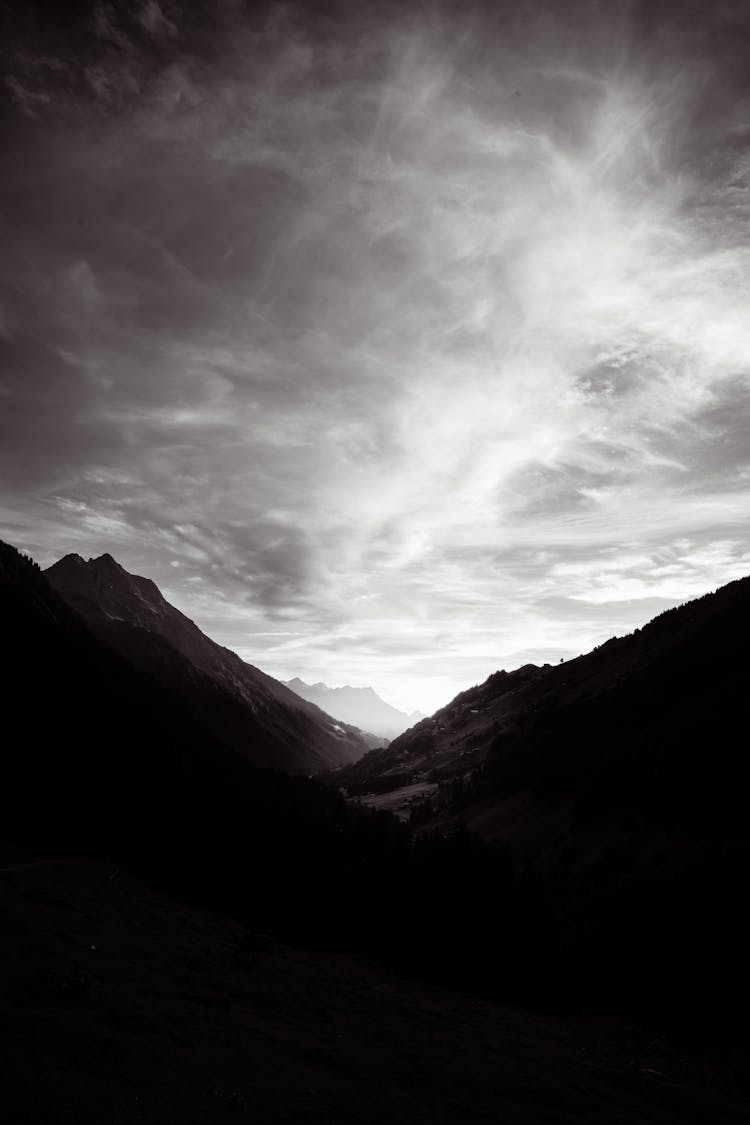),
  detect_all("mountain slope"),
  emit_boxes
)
[46,552,368,774]
[285,677,425,740]
[338,578,750,850]
[0,540,372,913]
[336,662,551,812]
[336,578,750,1014]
